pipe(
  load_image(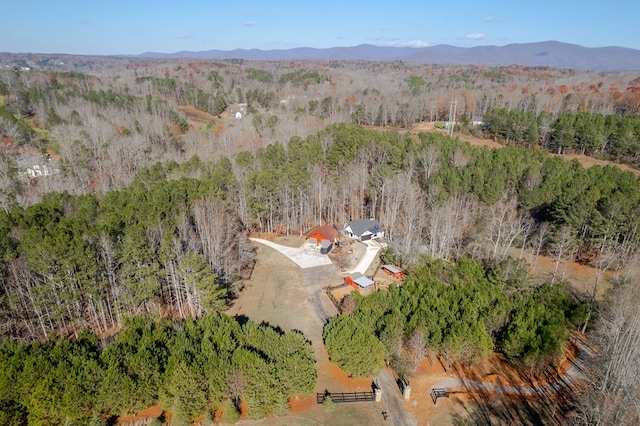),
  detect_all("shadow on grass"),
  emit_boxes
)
[447,357,579,425]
